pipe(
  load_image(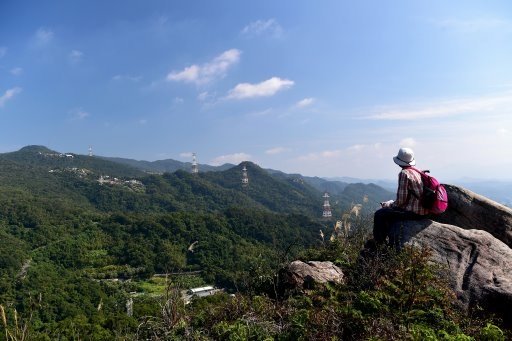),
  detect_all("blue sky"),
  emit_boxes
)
[1,1,511,180]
